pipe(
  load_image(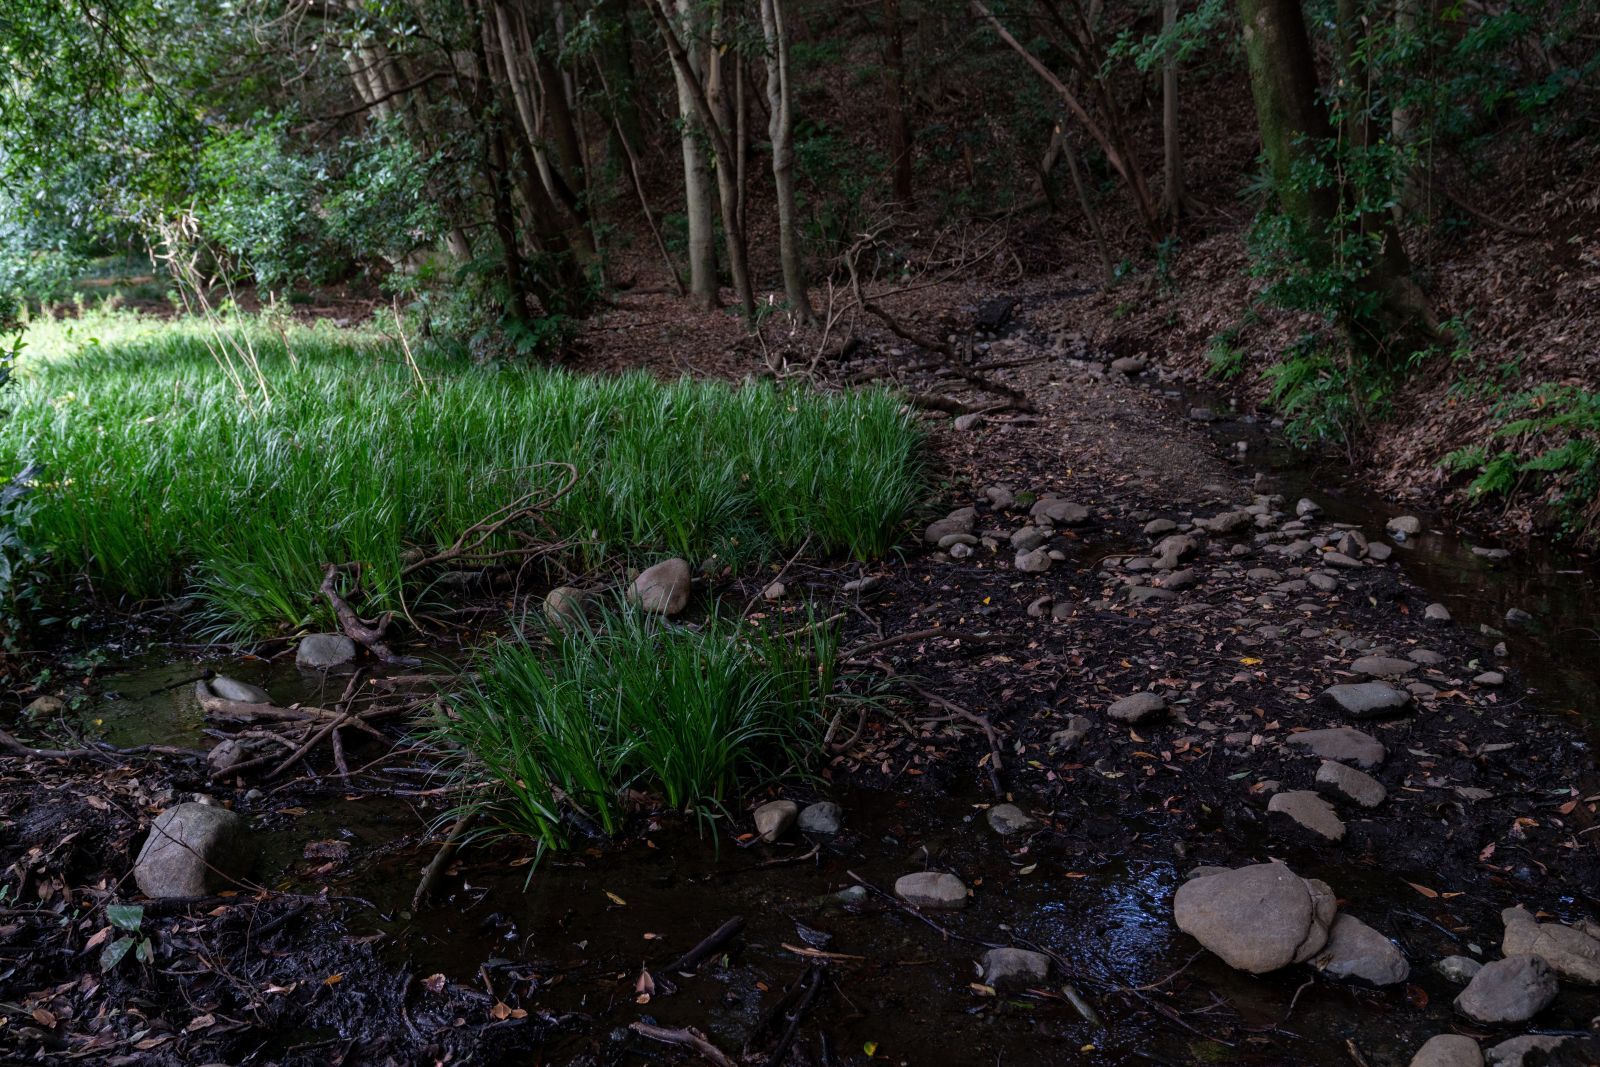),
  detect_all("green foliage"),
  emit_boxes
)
[100,903,151,972]
[1261,334,1420,444]
[1444,383,1600,538]
[2,311,924,640]
[437,604,844,850]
